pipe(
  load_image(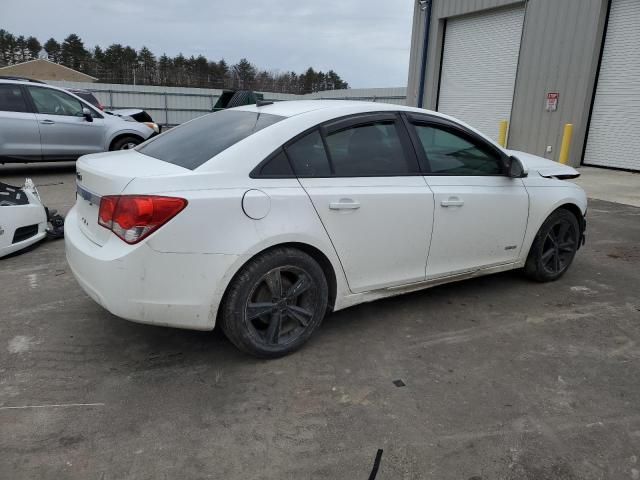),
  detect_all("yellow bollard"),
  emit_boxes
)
[558,123,574,165]
[498,120,508,147]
